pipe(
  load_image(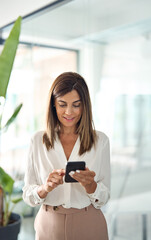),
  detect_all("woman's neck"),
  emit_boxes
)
[59,126,77,136]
